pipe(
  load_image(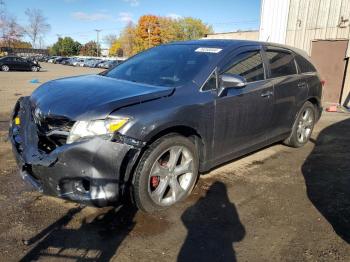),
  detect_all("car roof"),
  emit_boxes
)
[168,39,309,58]
[169,39,259,48]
